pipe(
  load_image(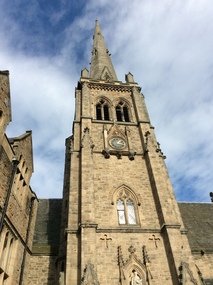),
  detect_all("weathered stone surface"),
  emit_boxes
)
[0,71,37,285]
